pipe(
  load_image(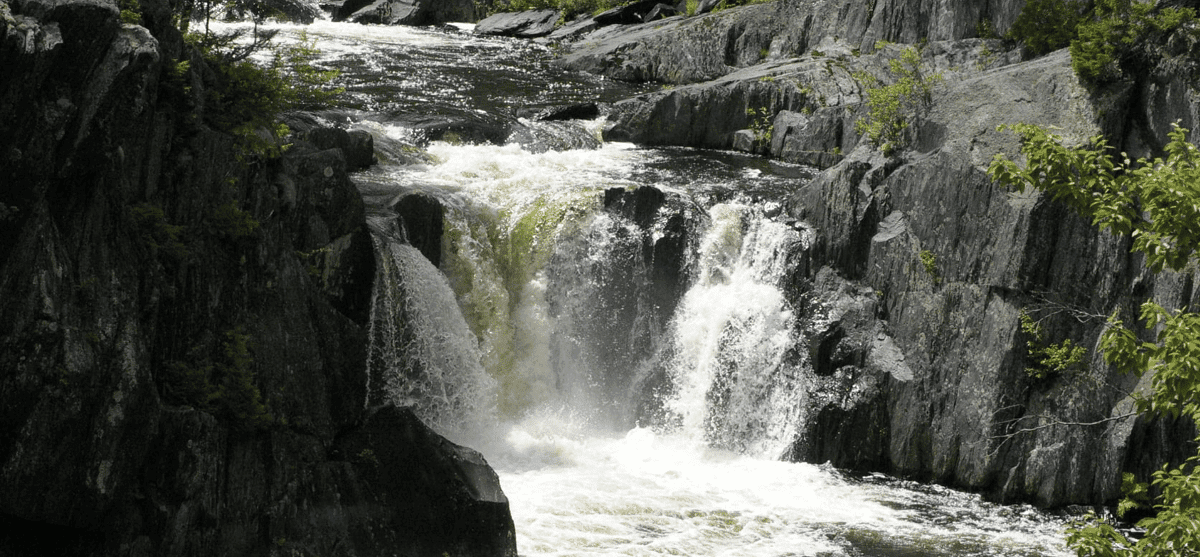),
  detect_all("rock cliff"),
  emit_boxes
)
[0,0,517,554]
[555,0,1200,507]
